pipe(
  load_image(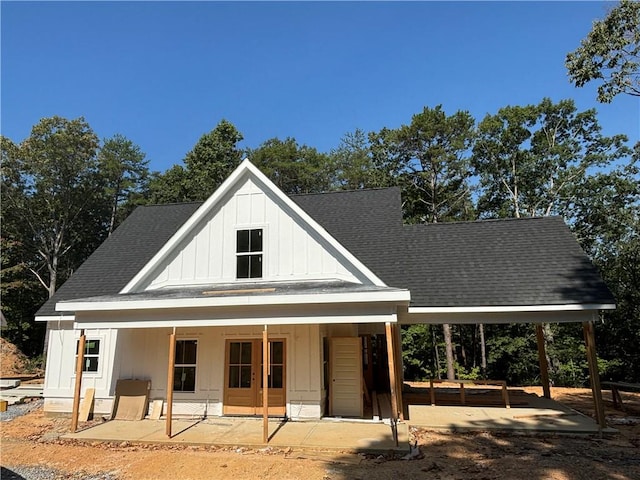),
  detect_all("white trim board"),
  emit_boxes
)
[400,309,601,325]
[58,289,410,313]
[408,304,615,314]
